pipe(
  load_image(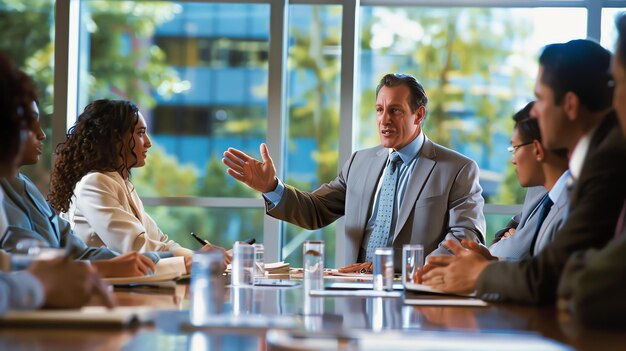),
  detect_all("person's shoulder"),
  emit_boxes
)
[427,139,475,165]
[79,171,124,188]
[354,144,384,155]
